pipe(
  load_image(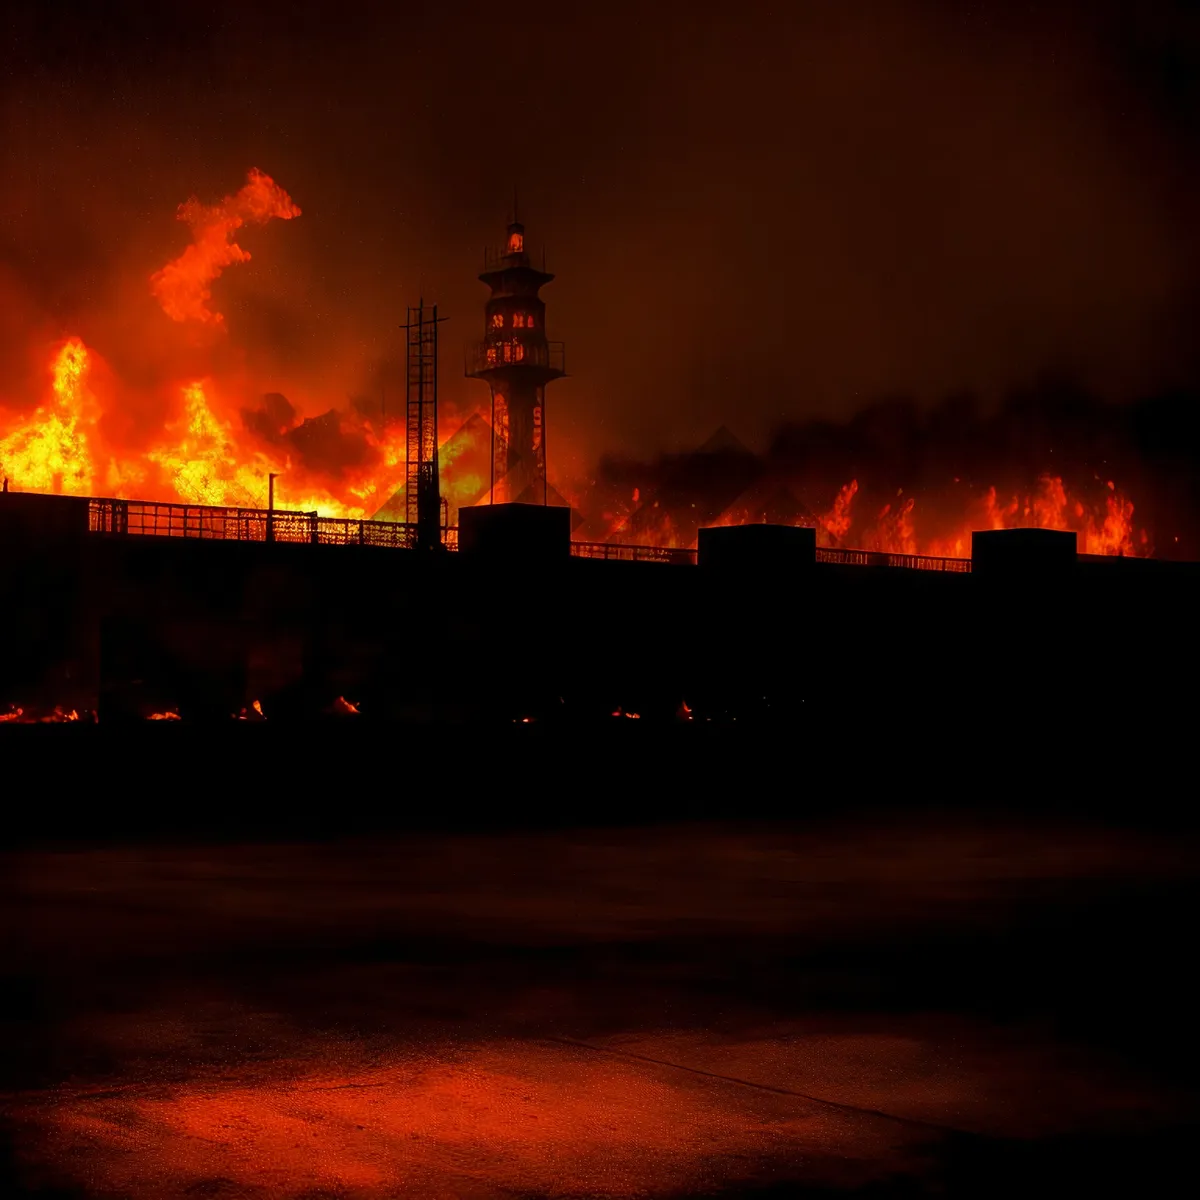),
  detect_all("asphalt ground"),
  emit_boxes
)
[2,780,1198,1198]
